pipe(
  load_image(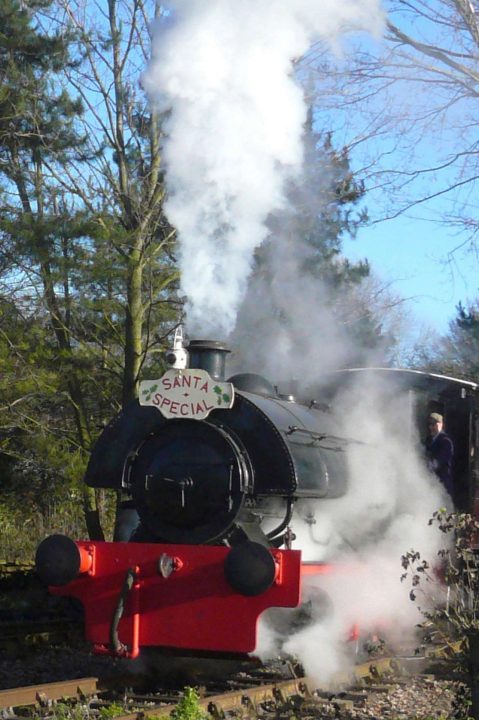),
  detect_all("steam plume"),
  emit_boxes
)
[258,377,450,686]
[141,0,448,690]
[144,0,384,336]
